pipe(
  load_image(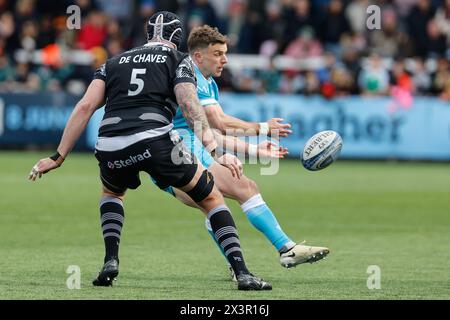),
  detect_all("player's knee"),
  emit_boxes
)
[239,177,258,196]
[200,186,222,204]
[186,170,215,203]
[102,186,125,201]
[210,184,223,199]
[226,177,258,203]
